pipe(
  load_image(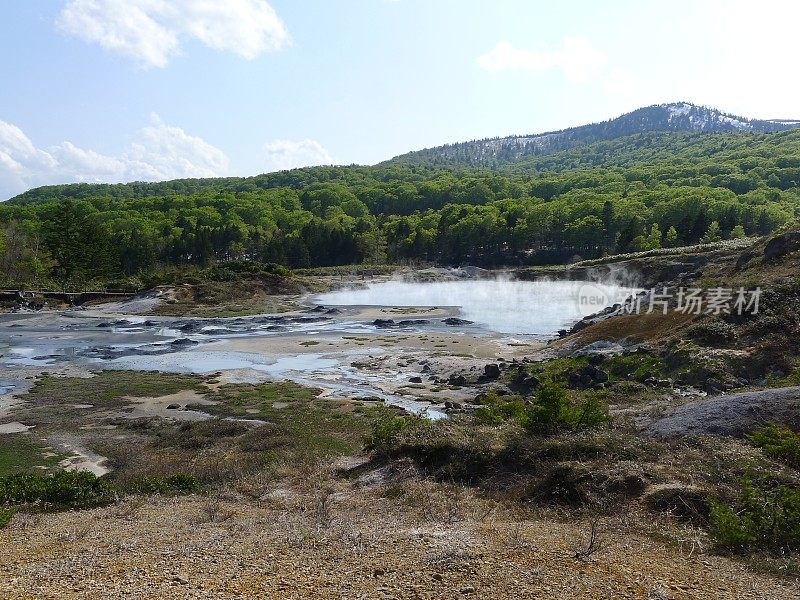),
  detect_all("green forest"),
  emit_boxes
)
[2,130,800,288]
